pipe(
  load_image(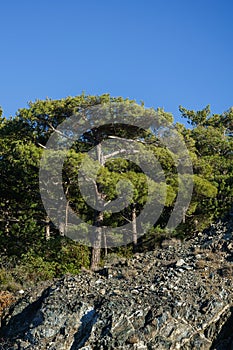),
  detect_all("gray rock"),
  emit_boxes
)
[1,218,233,349]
